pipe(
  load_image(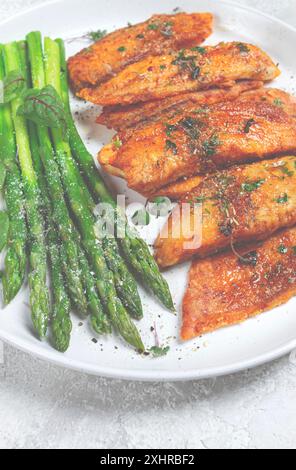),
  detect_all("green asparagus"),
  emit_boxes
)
[0,45,27,304]
[40,36,144,350]
[26,32,111,335]
[56,38,174,312]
